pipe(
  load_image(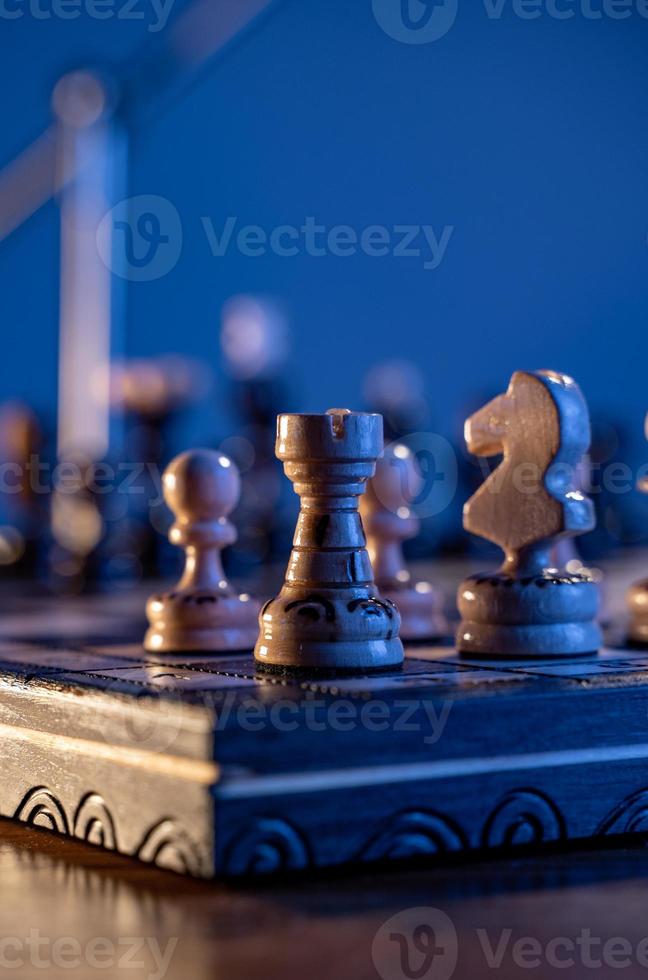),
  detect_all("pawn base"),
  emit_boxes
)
[379,583,447,642]
[456,571,601,659]
[144,590,260,654]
